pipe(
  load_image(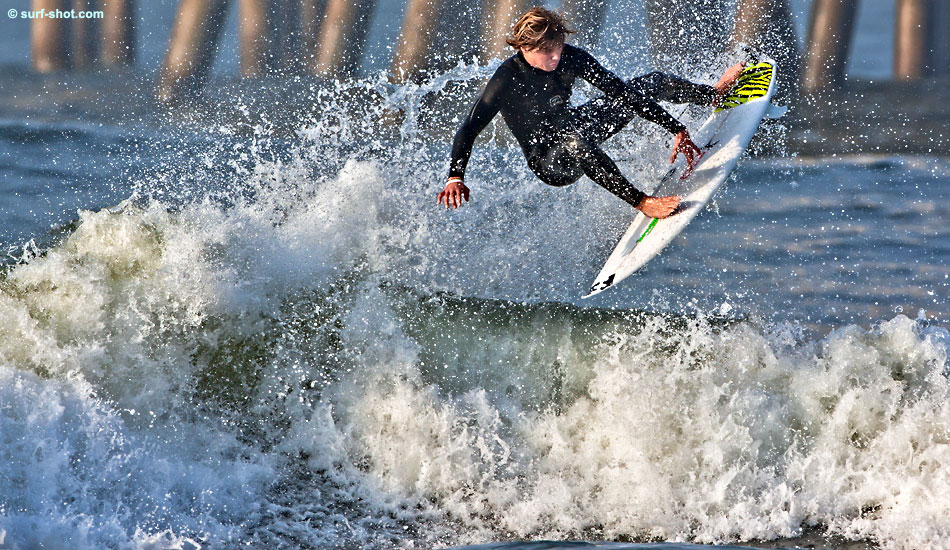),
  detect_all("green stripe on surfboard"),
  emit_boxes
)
[637,218,659,243]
